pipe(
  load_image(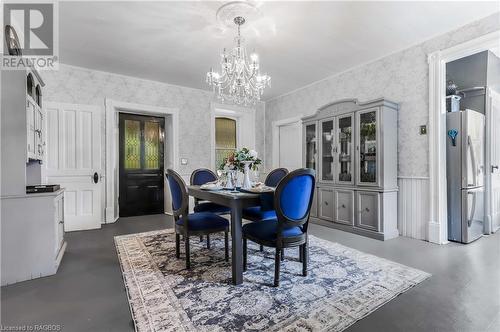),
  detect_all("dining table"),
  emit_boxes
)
[187,185,266,285]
